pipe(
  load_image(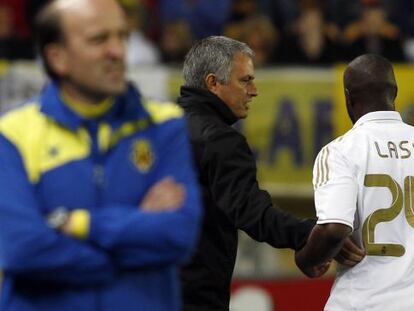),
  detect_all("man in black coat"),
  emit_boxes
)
[177,36,364,311]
